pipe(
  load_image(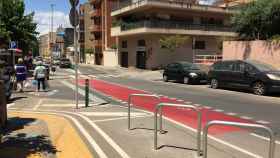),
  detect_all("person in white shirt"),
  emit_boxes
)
[33,61,46,92]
